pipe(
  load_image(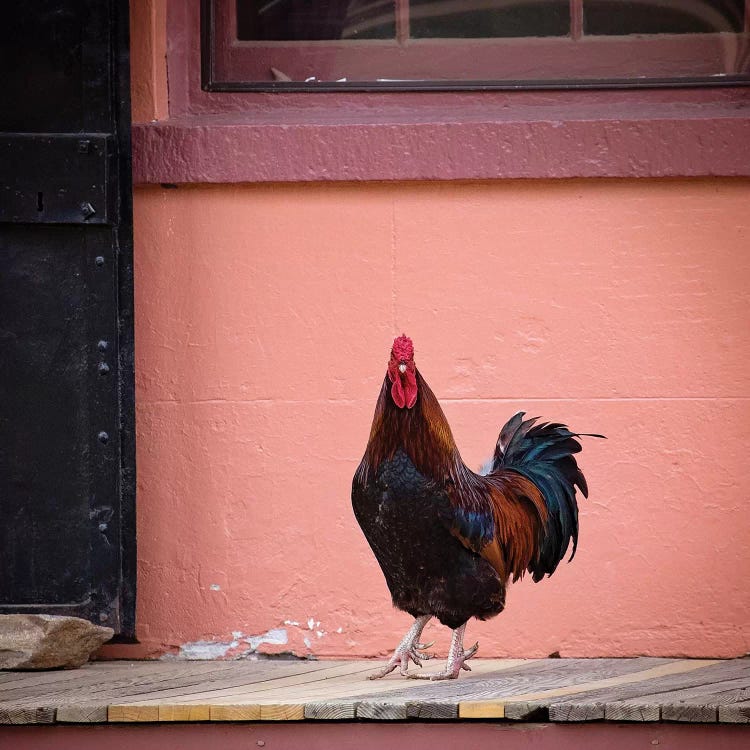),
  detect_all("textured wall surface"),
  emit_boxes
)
[121,179,750,660]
